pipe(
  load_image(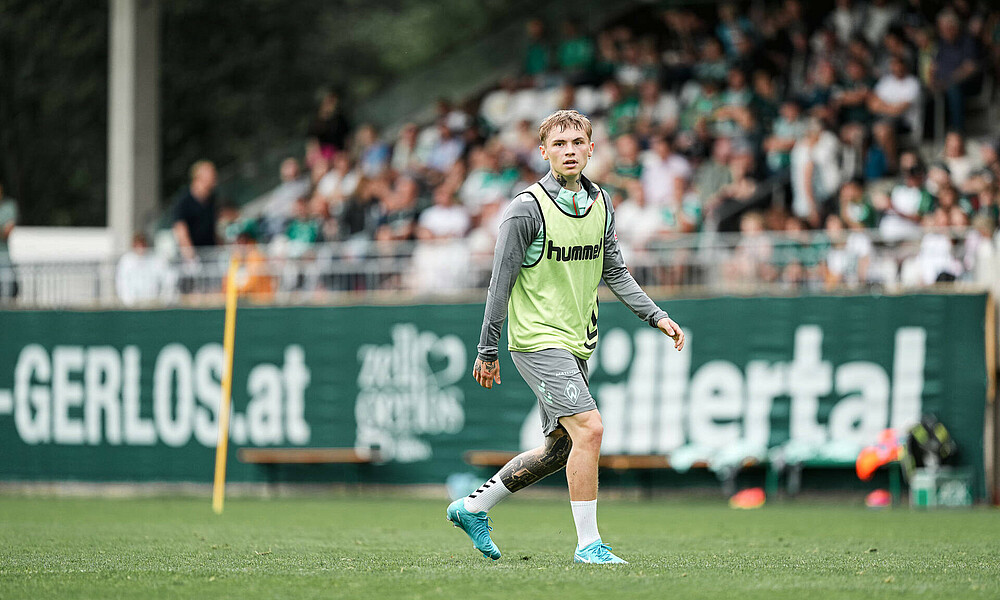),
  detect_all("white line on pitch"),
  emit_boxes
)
[0,389,11,415]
